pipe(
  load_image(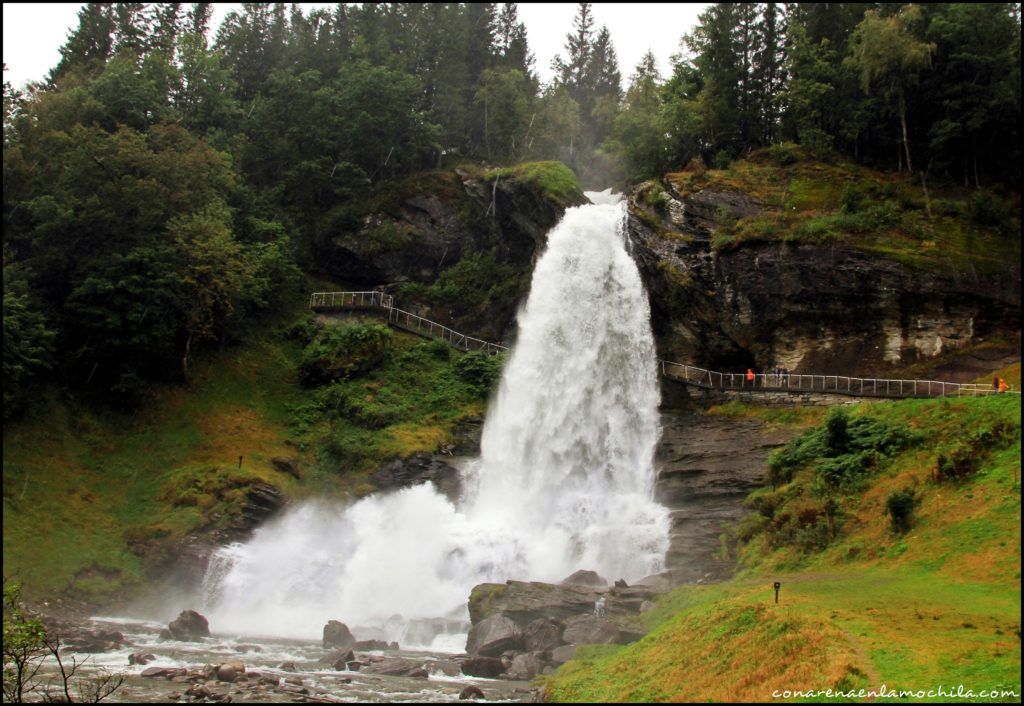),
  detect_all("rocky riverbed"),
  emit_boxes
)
[32,615,539,703]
